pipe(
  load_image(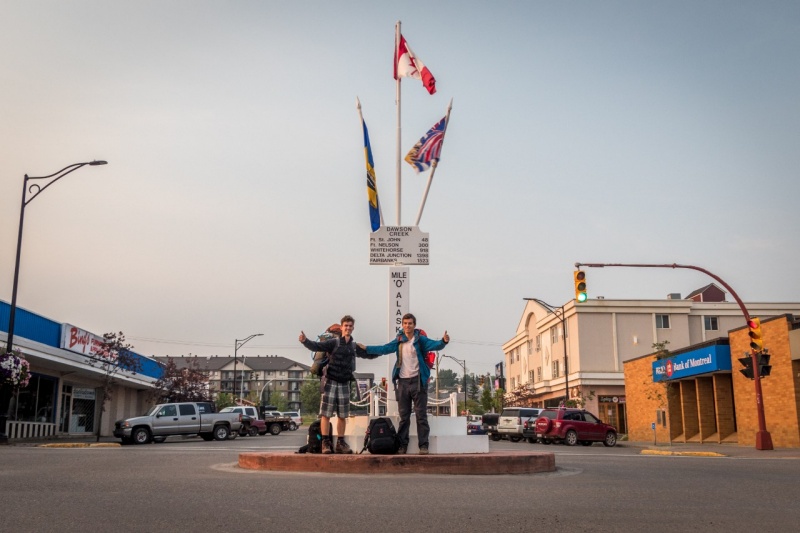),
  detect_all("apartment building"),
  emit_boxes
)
[502,284,800,432]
